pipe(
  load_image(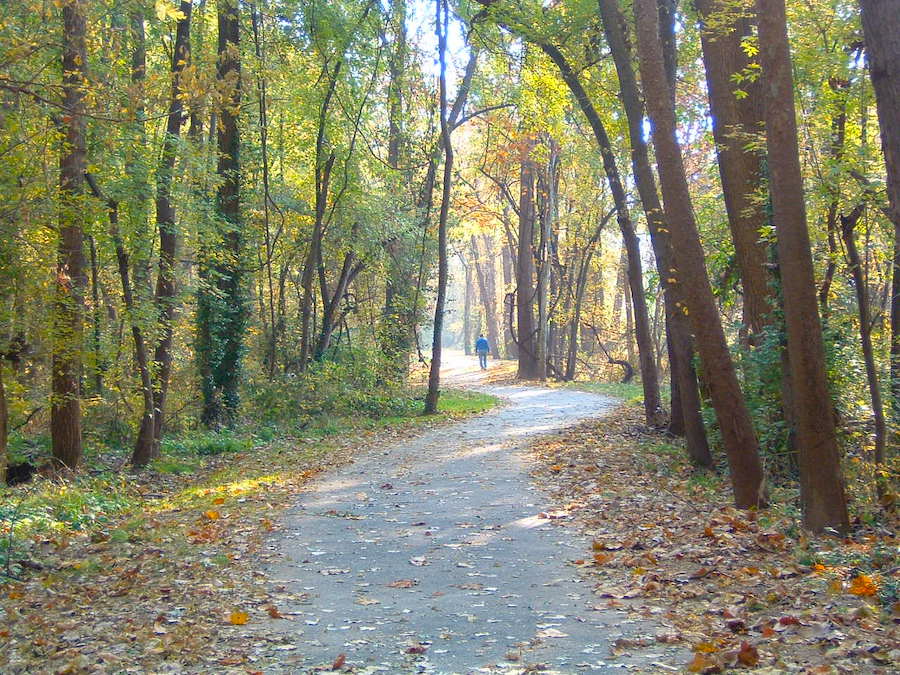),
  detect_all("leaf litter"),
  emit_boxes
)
[529,405,898,673]
[0,417,468,673]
